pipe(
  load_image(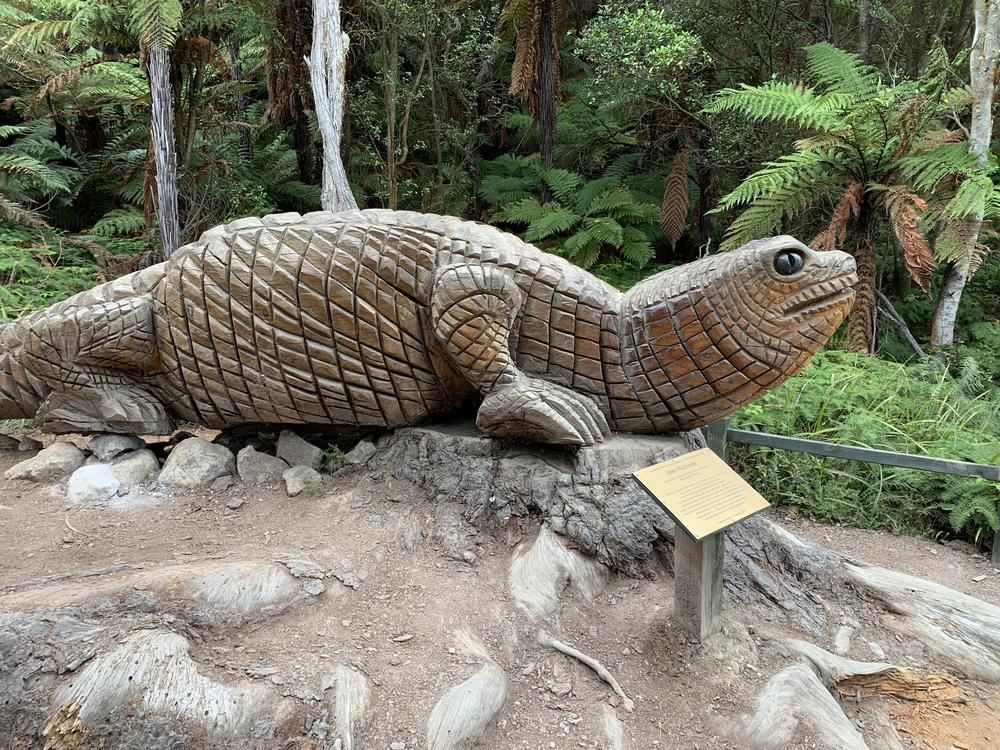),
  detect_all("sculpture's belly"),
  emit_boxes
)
[151,223,458,429]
